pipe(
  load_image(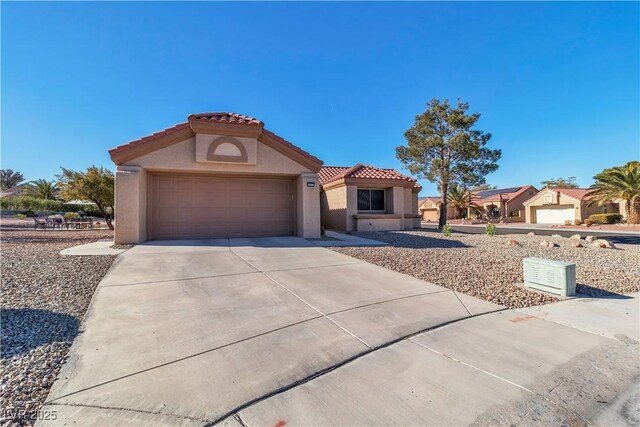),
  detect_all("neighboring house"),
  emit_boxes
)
[109,112,323,243]
[523,188,626,224]
[472,185,538,221]
[319,164,421,232]
[0,183,27,198]
[418,196,456,221]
